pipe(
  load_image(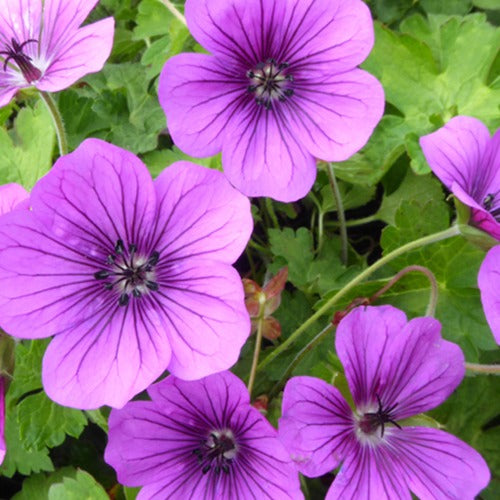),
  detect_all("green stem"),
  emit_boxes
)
[269,324,334,399]
[265,198,280,229]
[39,91,68,157]
[465,362,500,375]
[247,300,266,398]
[160,0,187,26]
[328,215,378,228]
[327,163,348,265]
[256,224,461,375]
